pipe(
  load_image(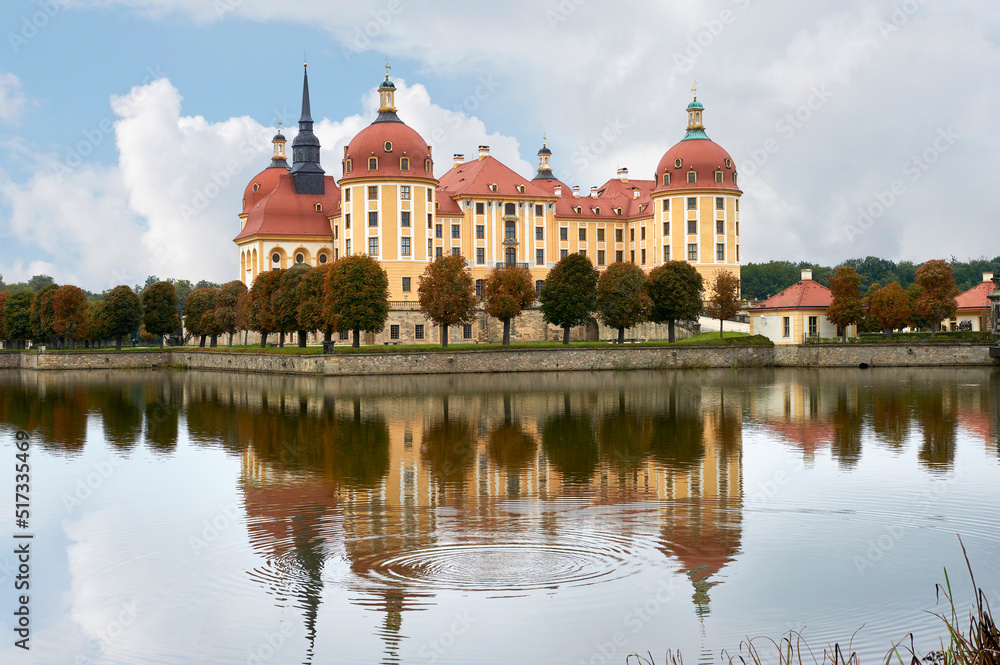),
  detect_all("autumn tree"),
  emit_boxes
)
[214,280,247,347]
[85,301,105,348]
[483,266,535,345]
[596,261,651,343]
[912,259,959,335]
[53,285,89,349]
[248,270,282,348]
[142,280,180,348]
[3,291,33,349]
[30,283,59,346]
[235,291,252,347]
[323,255,389,348]
[647,261,703,343]
[826,265,863,342]
[418,254,476,348]
[867,282,911,339]
[185,288,218,347]
[706,270,741,339]
[272,267,309,347]
[101,285,142,351]
[297,264,334,343]
[538,253,599,345]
